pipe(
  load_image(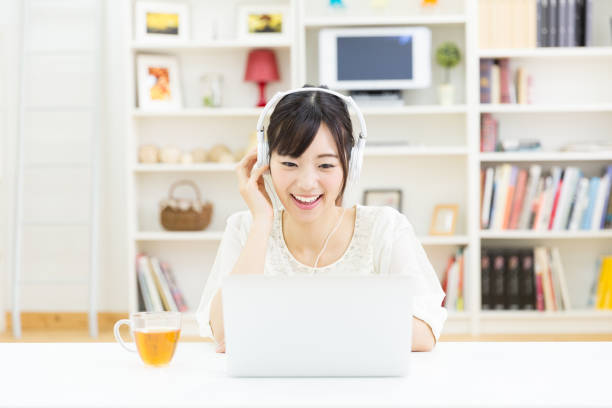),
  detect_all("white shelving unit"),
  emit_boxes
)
[126,0,612,337]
